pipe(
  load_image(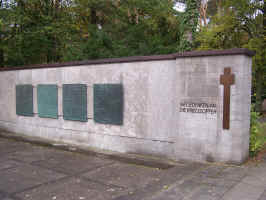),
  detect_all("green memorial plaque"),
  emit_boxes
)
[37,85,58,119]
[63,84,87,122]
[16,85,34,117]
[94,84,123,125]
